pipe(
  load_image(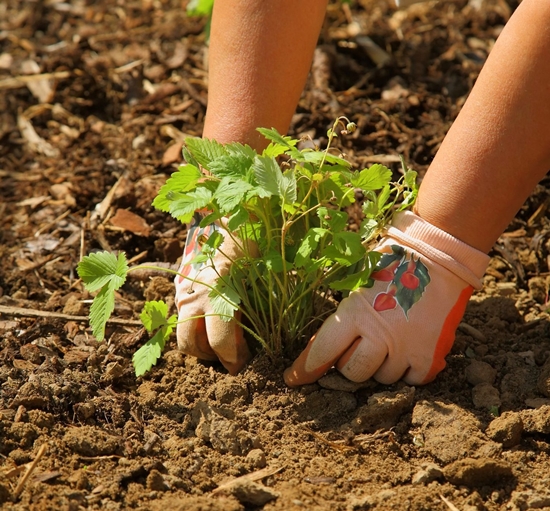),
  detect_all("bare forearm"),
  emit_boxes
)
[203,0,328,150]
[418,0,550,252]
